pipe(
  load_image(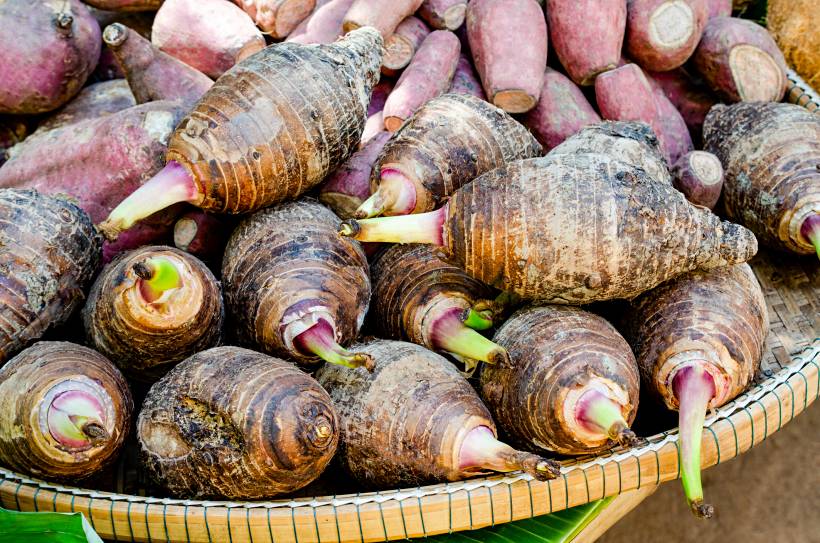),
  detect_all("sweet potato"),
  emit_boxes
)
[83,246,224,382]
[286,0,353,44]
[653,88,694,165]
[320,131,391,219]
[361,111,385,147]
[89,6,153,82]
[0,0,101,114]
[361,79,393,146]
[520,67,601,151]
[466,0,548,113]
[152,0,265,79]
[449,54,485,99]
[418,0,467,30]
[83,0,162,10]
[370,244,506,370]
[625,0,708,72]
[546,0,627,86]
[647,68,718,138]
[692,16,788,103]
[315,339,560,487]
[481,306,640,455]
[173,210,236,265]
[0,342,132,480]
[382,16,431,76]
[0,190,102,364]
[98,28,383,240]
[671,151,724,209]
[705,0,731,17]
[234,0,316,38]
[382,30,460,132]
[341,152,757,304]
[359,93,541,218]
[622,264,767,517]
[35,80,136,133]
[103,23,214,104]
[139,346,339,499]
[342,0,423,38]
[704,102,820,257]
[223,200,372,369]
